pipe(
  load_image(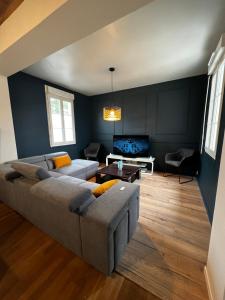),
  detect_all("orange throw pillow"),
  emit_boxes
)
[93,179,120,197]
[52,154,72,169]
